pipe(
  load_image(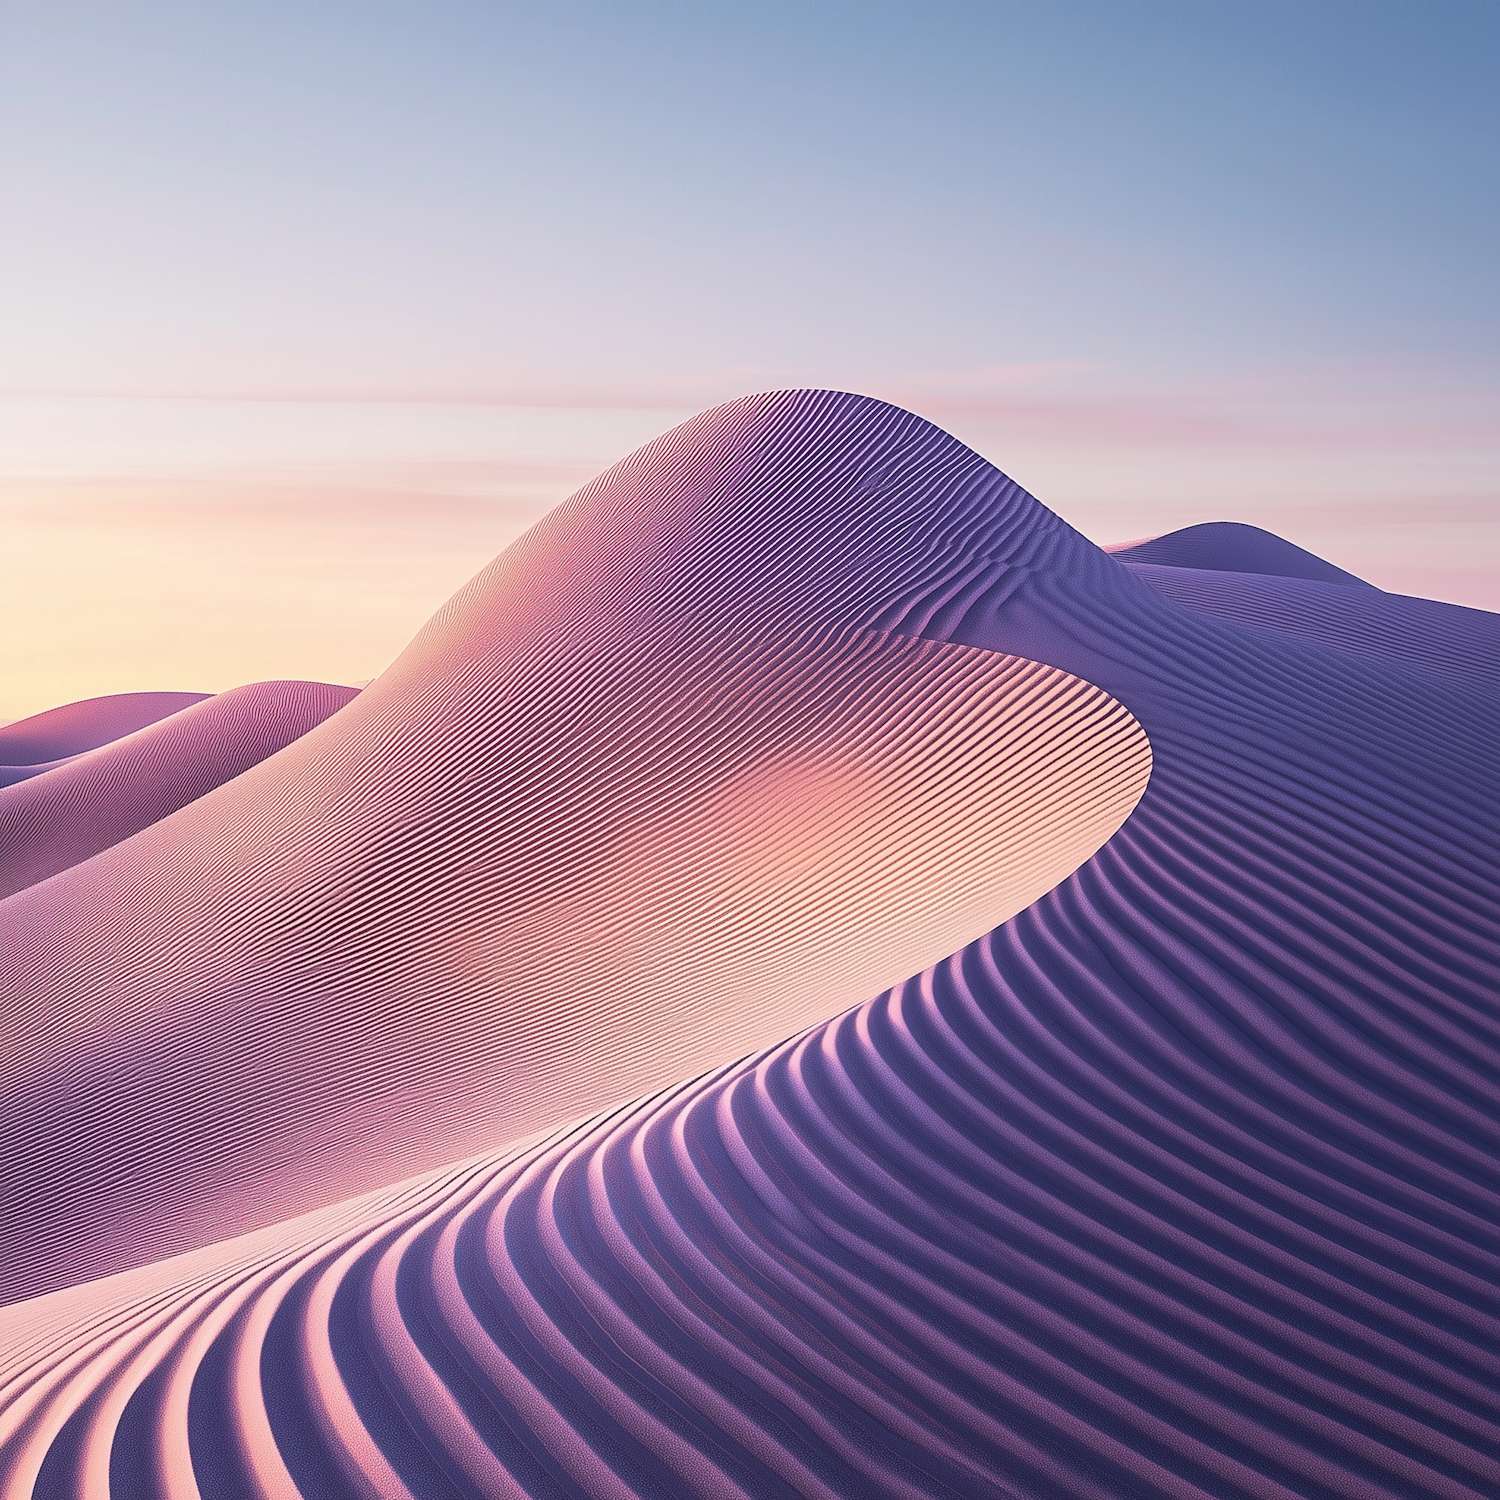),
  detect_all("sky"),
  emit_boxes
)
[2,0,1497,718]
